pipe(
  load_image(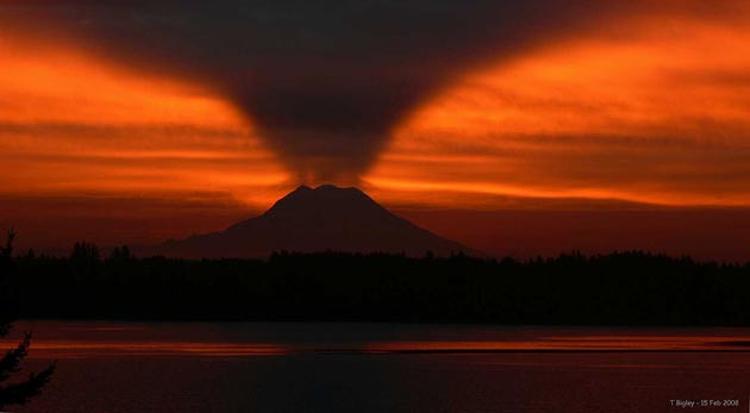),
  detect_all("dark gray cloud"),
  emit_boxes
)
[0,0,731,182]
